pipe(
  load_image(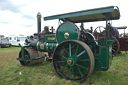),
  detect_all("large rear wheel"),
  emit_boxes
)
[112,37,120,56]
[53,40,94,82]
